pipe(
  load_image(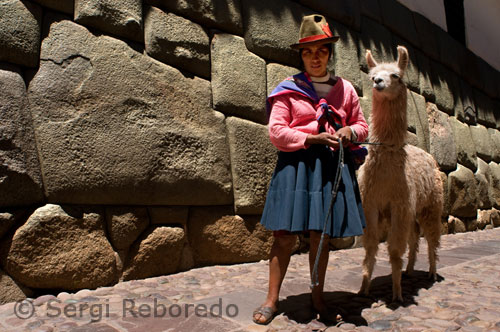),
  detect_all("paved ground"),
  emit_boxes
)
[1,228,499,332]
